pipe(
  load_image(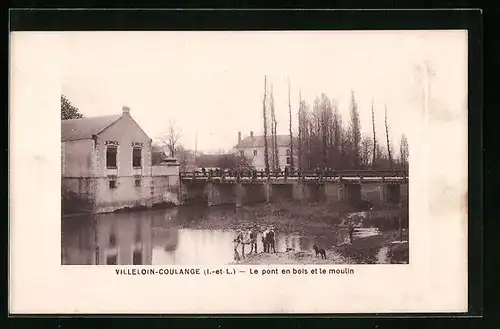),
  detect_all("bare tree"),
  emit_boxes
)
[361,136,373,168]
[320,94,332,168]
[270,84,279,171]
[297,91,302,170]
[308,119,313,169]
[262,76,270,172]
[161,120,182,157]
[349,91,361,169]
[269,91,274,169]
[399,133,409,169]
[288,78,295,170]
[332,104,341,166]
[371,99,377,168]
[384,105,393,168]
[293,89,403,172]
[175,145,195,171]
